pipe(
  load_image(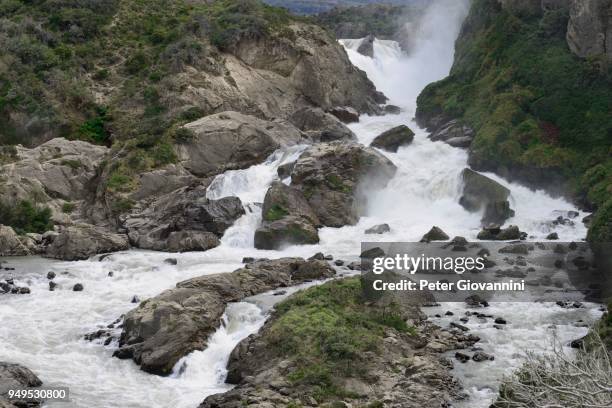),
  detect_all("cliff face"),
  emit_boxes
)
[567,0,612,60]
[416,0,612,243]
